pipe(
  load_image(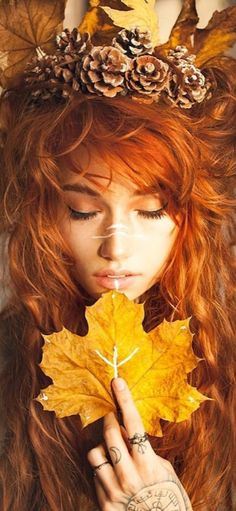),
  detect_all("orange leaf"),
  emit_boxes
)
[156,1,236,65]
[37,291,208,437]
[195,7,236,67]
[158,0,199,52]
[156,0,199,55]
[0,0,67,87]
